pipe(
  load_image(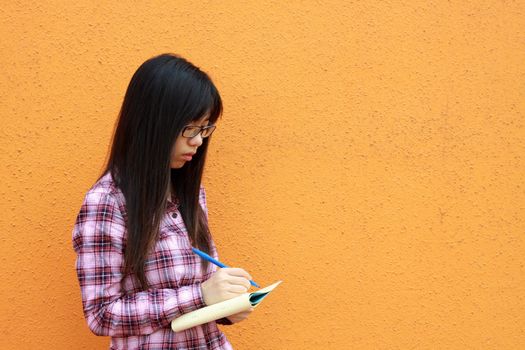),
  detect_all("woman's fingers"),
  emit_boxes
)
[223,267,252,281]
[201,267,254,305]
[225,275,251,290]
[226,308,254,324]
[227,283,249,294]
